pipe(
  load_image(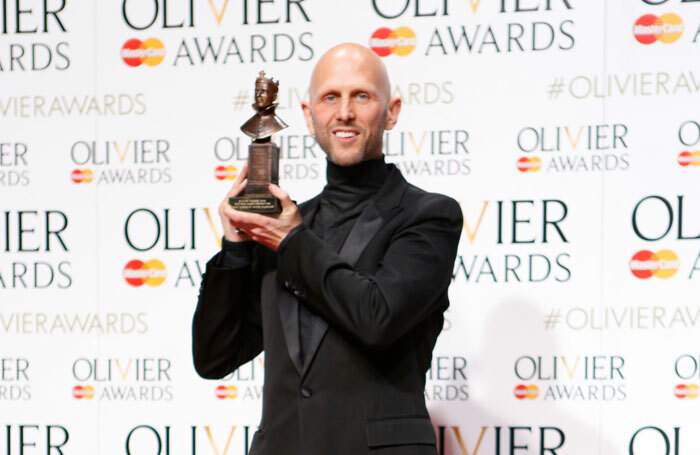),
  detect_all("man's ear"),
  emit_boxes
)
[301,101,315,136]
[384,97,402,131]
